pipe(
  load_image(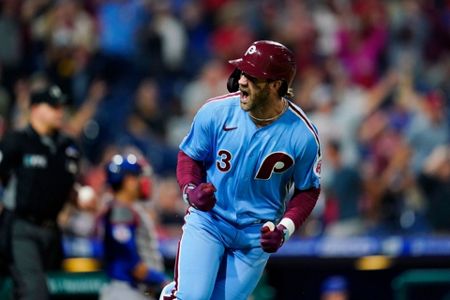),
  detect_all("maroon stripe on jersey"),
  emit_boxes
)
[172,240,181,298]
[171,208,191,298]
[206,92,240,103]
[288,102,321,155]
[163,292,176,300]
